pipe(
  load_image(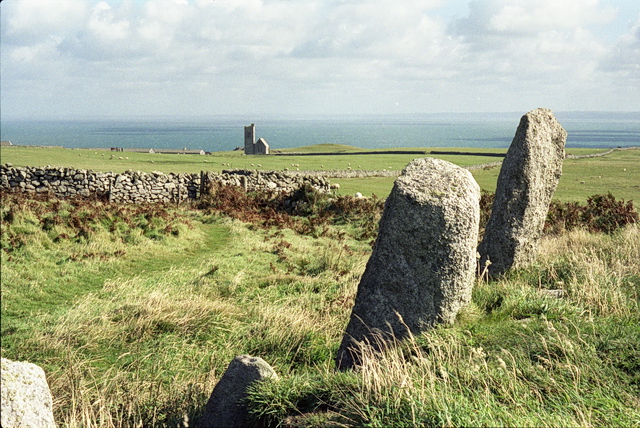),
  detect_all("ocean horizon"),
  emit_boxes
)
[1,112,639,152]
